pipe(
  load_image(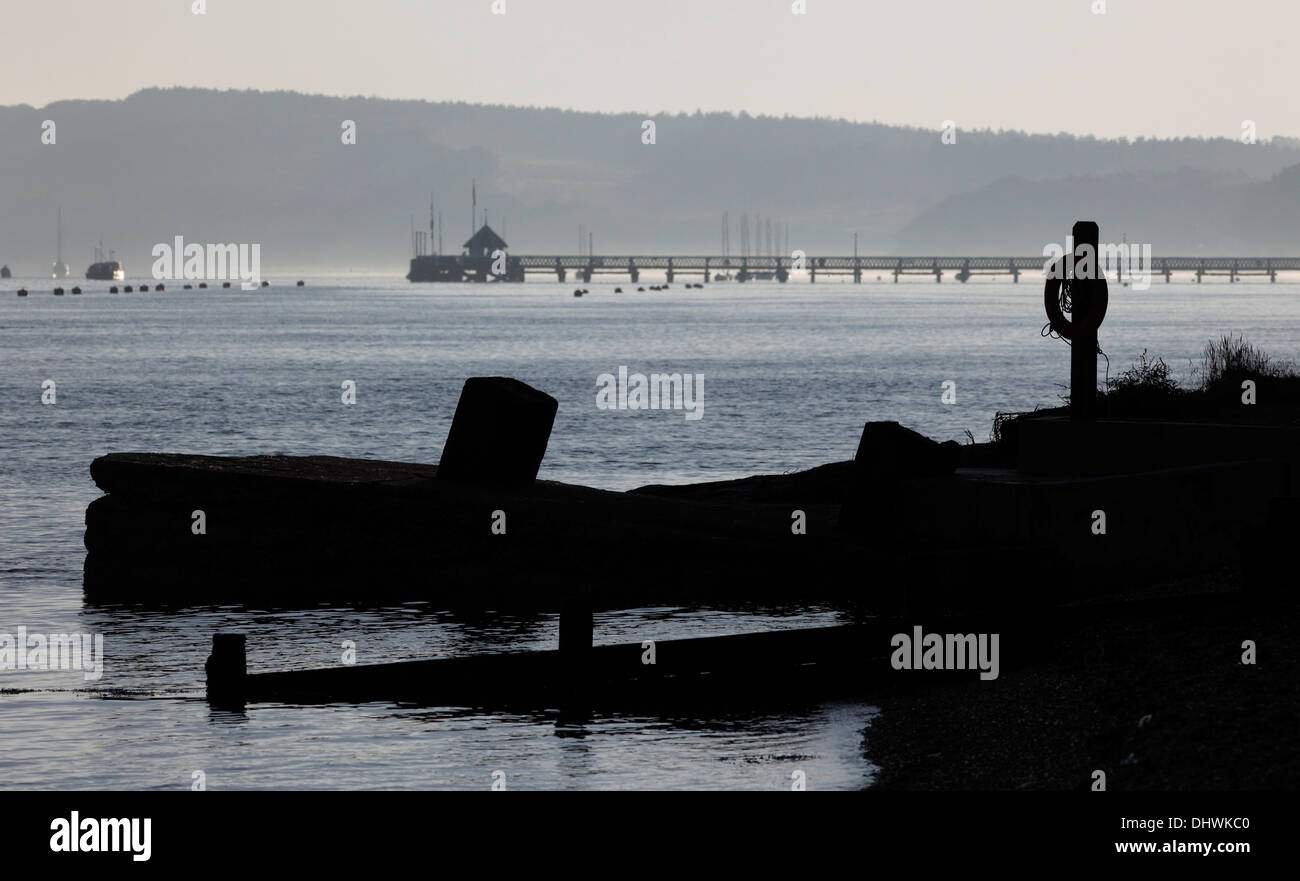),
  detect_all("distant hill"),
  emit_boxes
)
[1,87,1297,273]
[897,163,1300,254]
